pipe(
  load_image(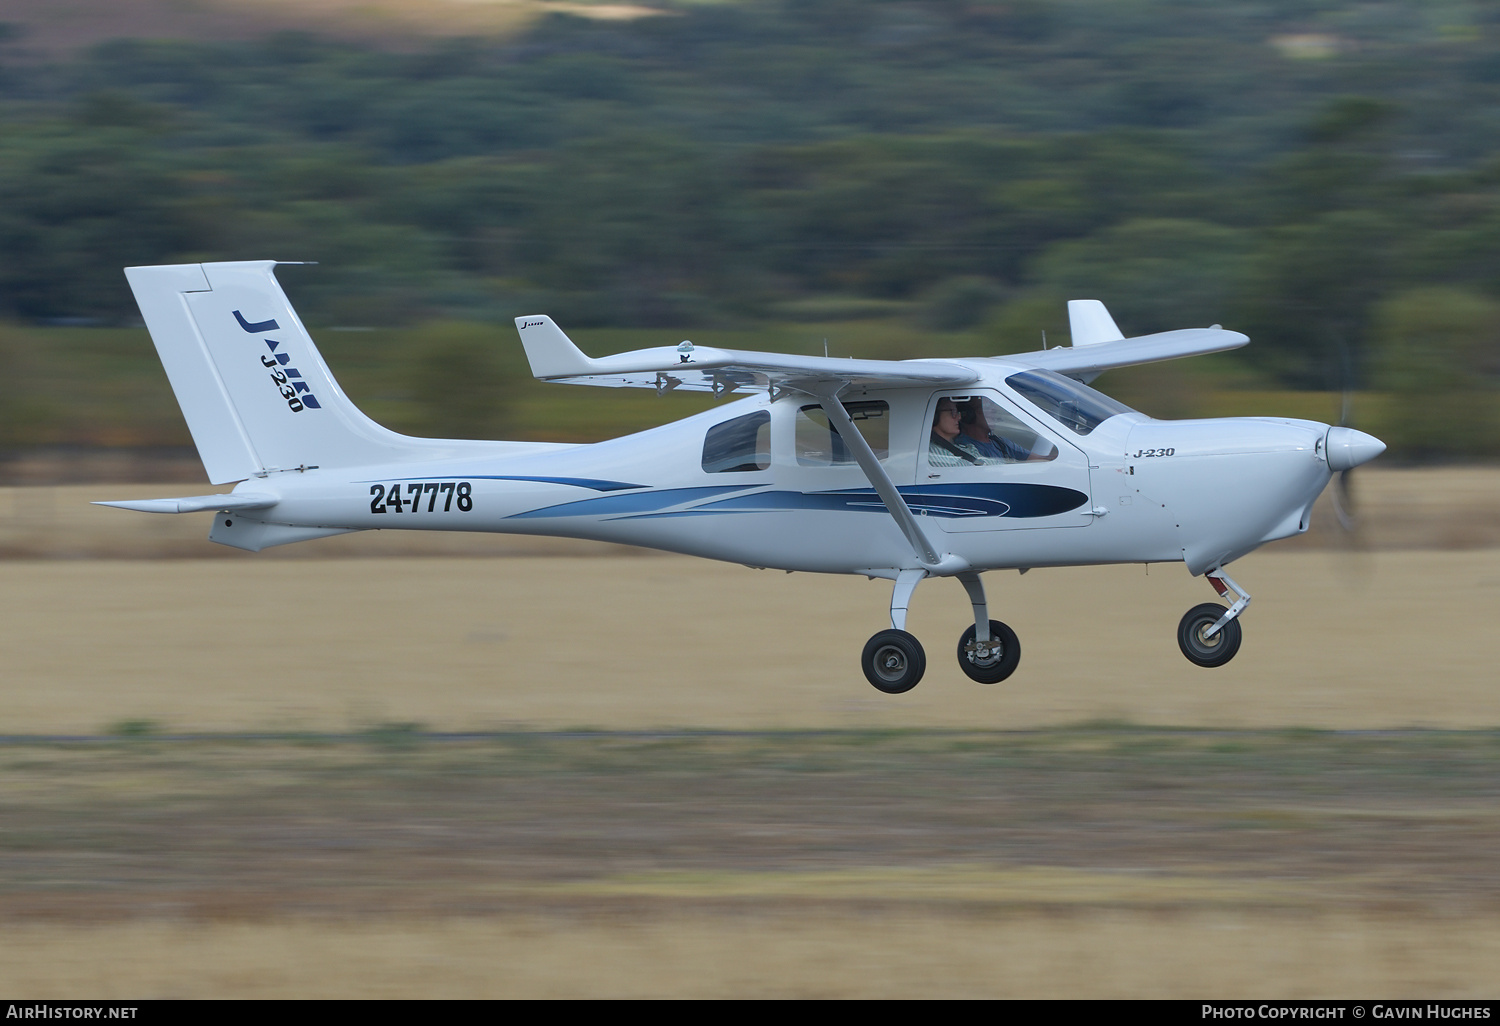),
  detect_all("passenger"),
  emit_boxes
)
[960,398,1033,462]
[929,398,992,467]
